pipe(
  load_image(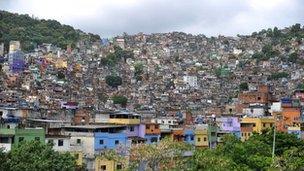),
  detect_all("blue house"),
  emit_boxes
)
[94,132,127,151]
[183,129,195,144]
[145,134,160,144]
